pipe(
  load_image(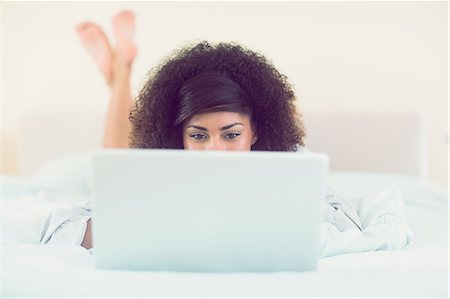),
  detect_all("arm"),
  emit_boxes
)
[40,203,92,247]
[81,219,93,249]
